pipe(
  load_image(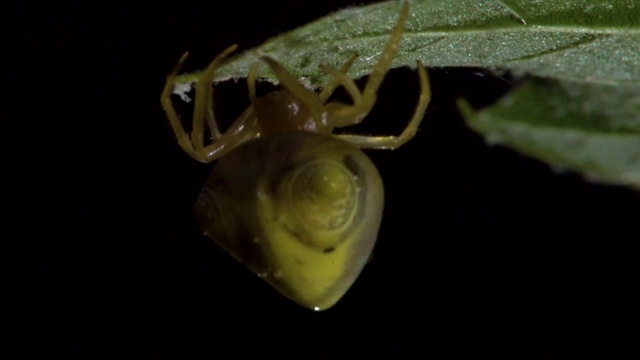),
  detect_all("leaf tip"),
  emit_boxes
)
[456,97,476,121]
